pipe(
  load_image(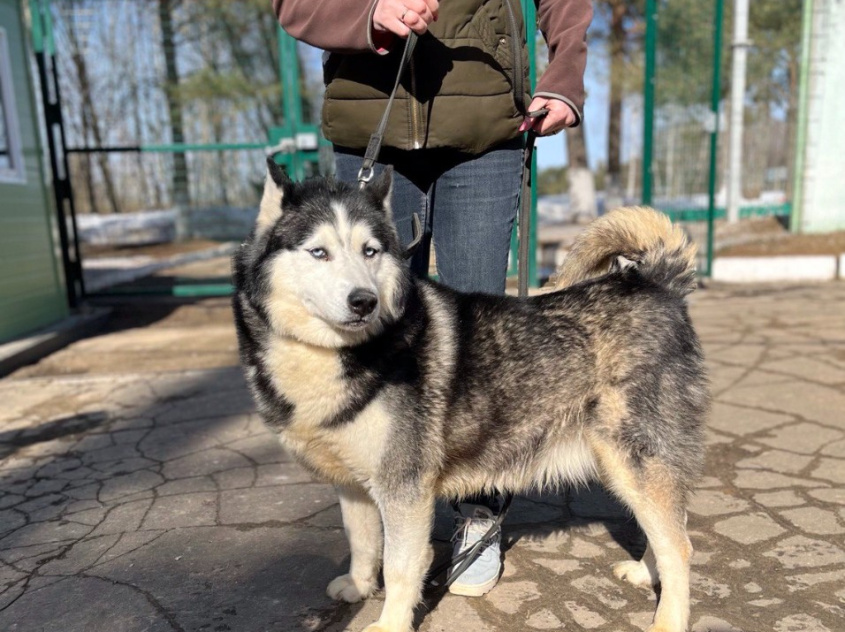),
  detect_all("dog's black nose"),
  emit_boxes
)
[348,289,378,317]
